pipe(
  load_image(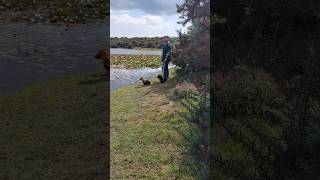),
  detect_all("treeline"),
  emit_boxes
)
[110,37,177,49]
[174,0,320,179]
[172,0,210,178]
